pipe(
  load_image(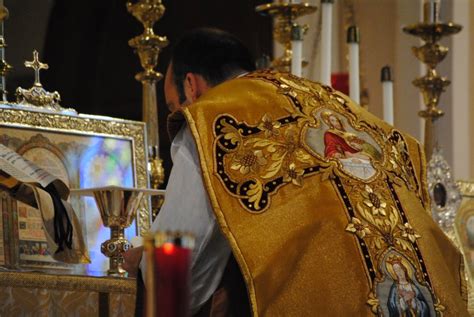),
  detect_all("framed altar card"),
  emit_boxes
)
[0,104,150,275]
